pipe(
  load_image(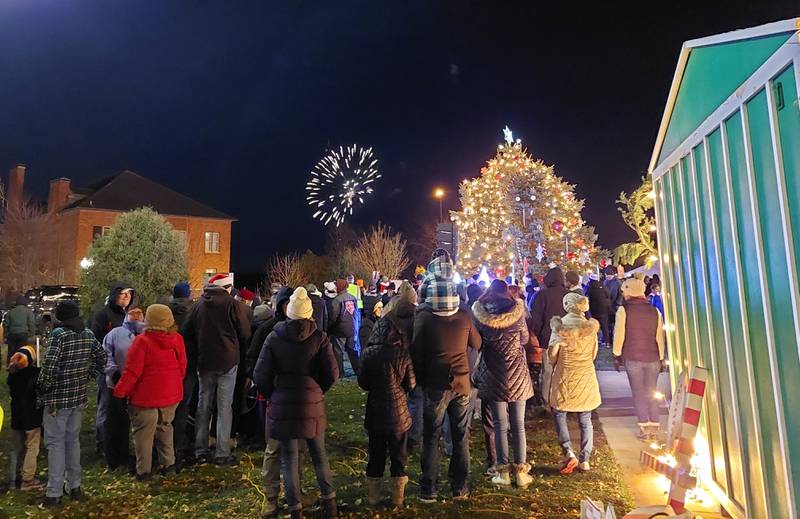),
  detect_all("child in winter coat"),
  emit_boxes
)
[358,303,416,508]
[7,344,43,491]
[548,292,601,475]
